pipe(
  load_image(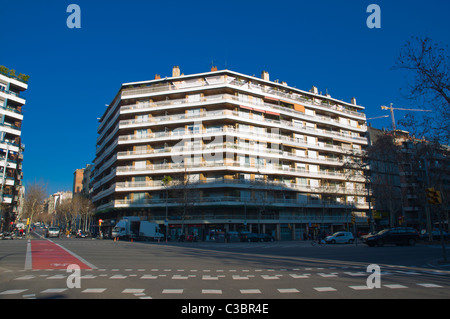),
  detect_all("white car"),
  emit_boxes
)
[325,231,354,244]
